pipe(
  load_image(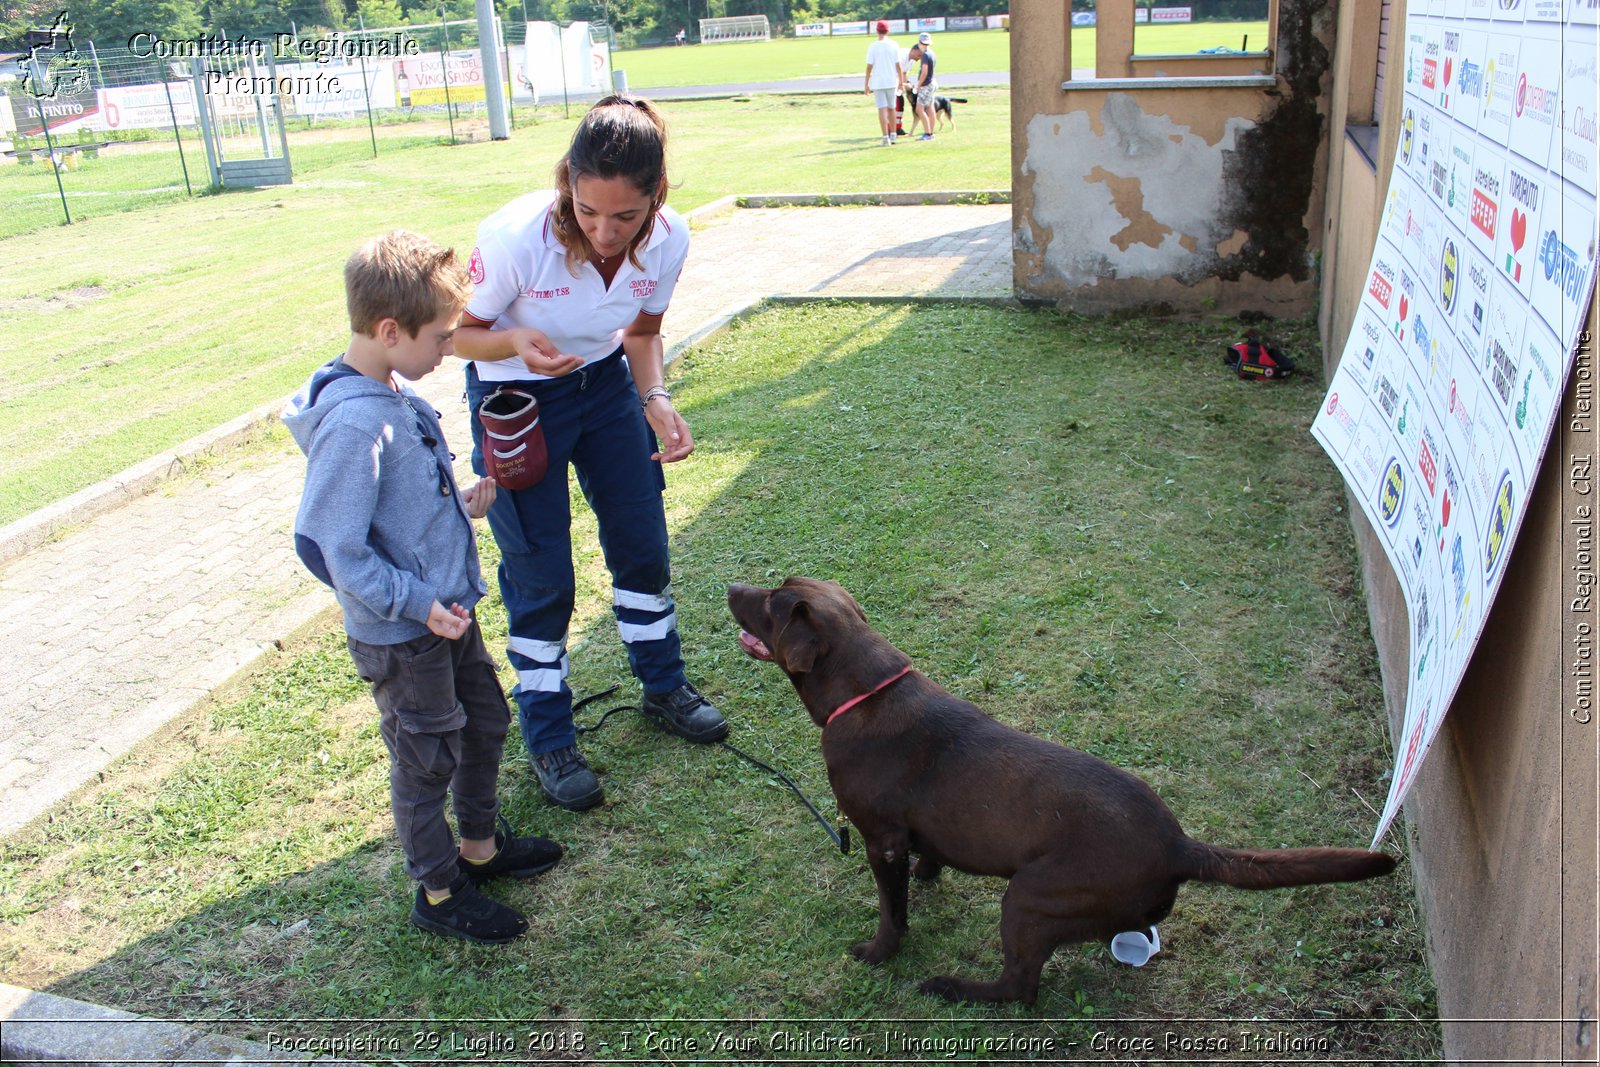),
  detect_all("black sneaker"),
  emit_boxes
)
[461,813,563,883]
[532,745,604,811]
[409,876,527,944]
[640,682,729,743]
